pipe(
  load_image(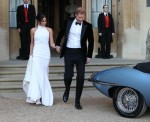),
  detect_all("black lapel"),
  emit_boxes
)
[21,5,25,19]
[81,21,87,40]
[21,5,24,12]
[27,5,30,17]
[66,18,74,37]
